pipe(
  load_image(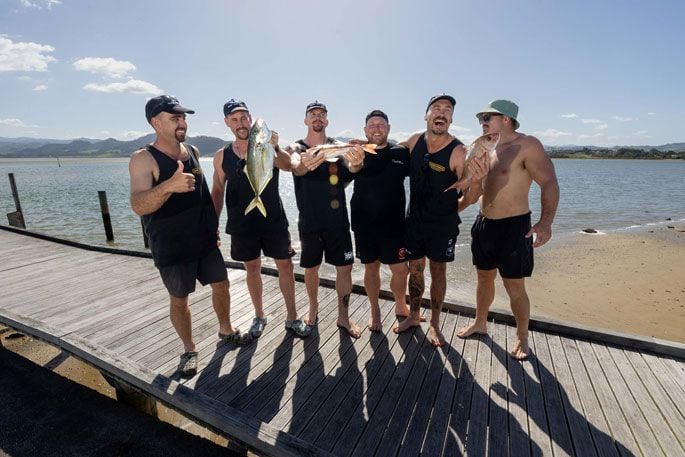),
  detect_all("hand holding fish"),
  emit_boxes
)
[444,133,499,193]
[167,160,196,193]
[344,145,364,171]
[301,148,327,171]
[269,131,279,148]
